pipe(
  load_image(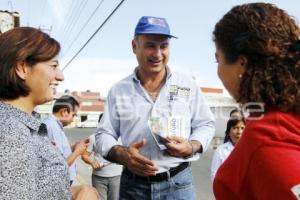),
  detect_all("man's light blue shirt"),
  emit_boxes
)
[95,67,215,173]
[43,114,76,181]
